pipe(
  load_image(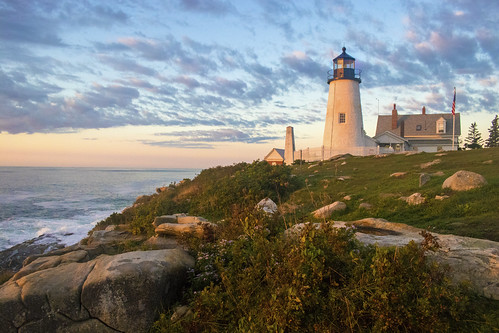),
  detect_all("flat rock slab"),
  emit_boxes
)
[390,172,407,178]
[420,159,441,169]
[287,218,499,300]
[312,201,346,218]
[155,221,216,239]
